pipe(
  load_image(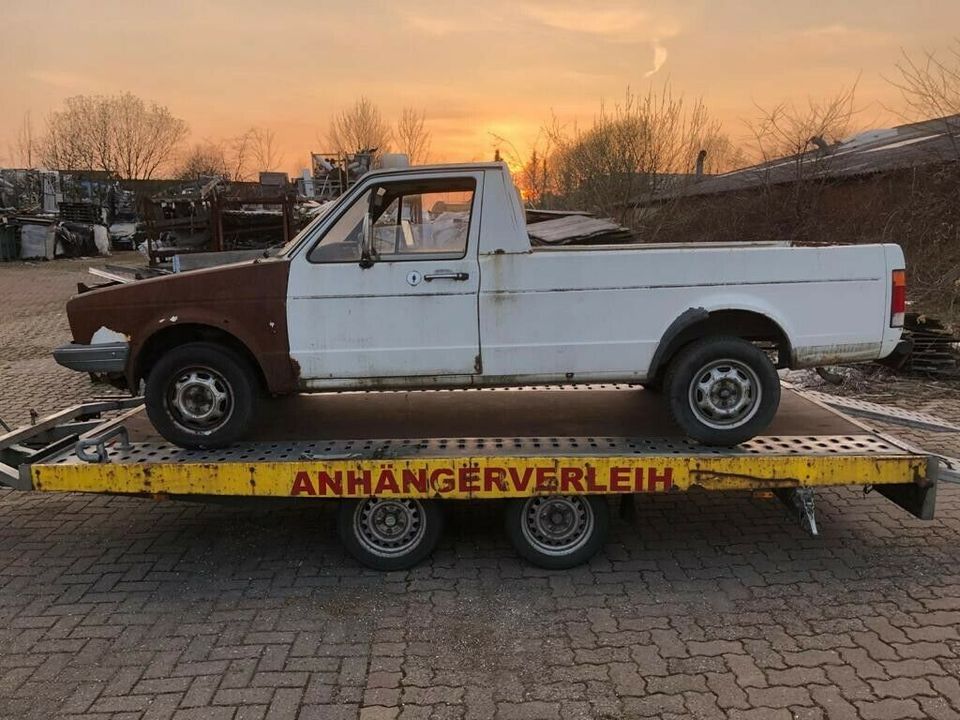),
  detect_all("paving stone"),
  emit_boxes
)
[746,686,813,708]
[881,658,946,677]
[856,698,926,719]
[621,693,685,717]
[360,707,400,720]
[725,654,766,689]
[496,702,561,719]
[766,667,828,687]
[919,696,960,720]
[705,671,750,710]
[810,686,860,720]
[1,256,960,720]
